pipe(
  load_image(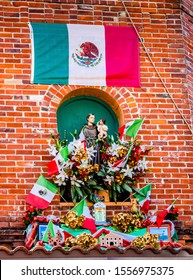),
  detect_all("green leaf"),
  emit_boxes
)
[92,185,104,190]
[75,186,83,198]
[124,180,133,185]
[116,184,121,193]
[71,186,76,203]
[122,184,133,192]
[132,187,146,197]
[97,171,105,176]
[87,179,97,186]
[113,190,117,202]
[109,189,112,199]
